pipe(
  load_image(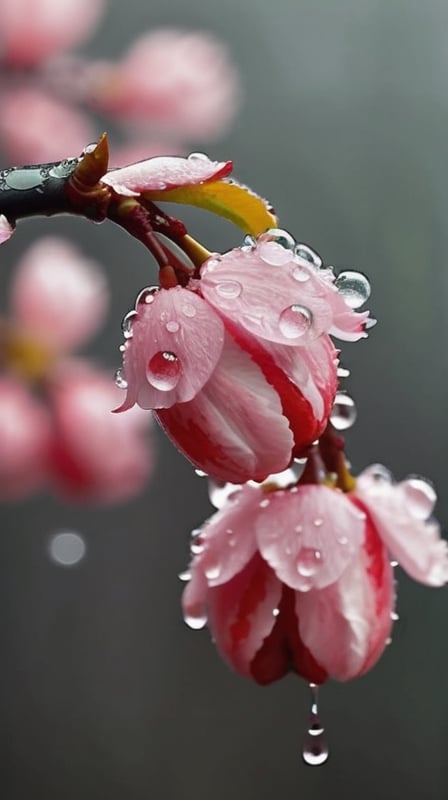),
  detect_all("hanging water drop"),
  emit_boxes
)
[296,547,322,578]
[279,305,313,339]
[184,603,208,630]
[292,264,311,282]
[146,351,181,391]
[337,366,350,379]
[295,243,323,269]
[330,392,357,431]
[401,476,437,519]
[302,684,329,766]
[114,368,128,390]
[121,310,138,338]
[178,569,191,582]
[243,234,256,249]
[334,270,371,309]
